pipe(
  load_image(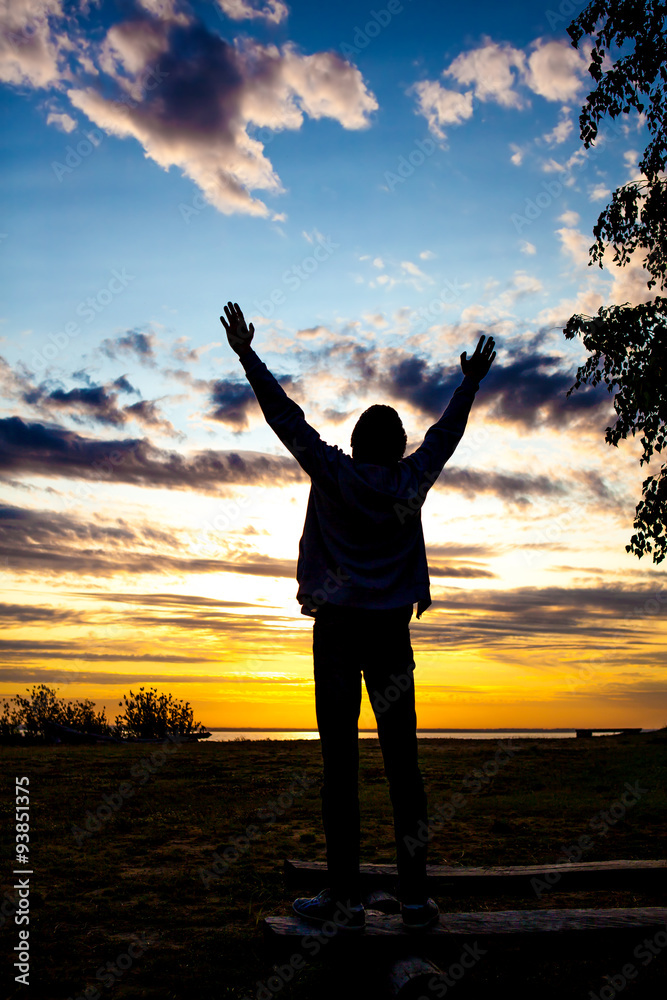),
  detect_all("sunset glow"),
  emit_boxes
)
[1,0,666,730]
